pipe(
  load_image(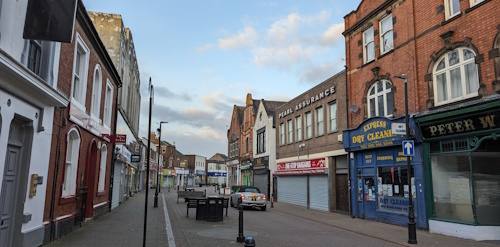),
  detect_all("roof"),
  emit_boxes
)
[208,153,228,162]
[237,106,245,126]
[262,100,286,125]
[252,99,261,116]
